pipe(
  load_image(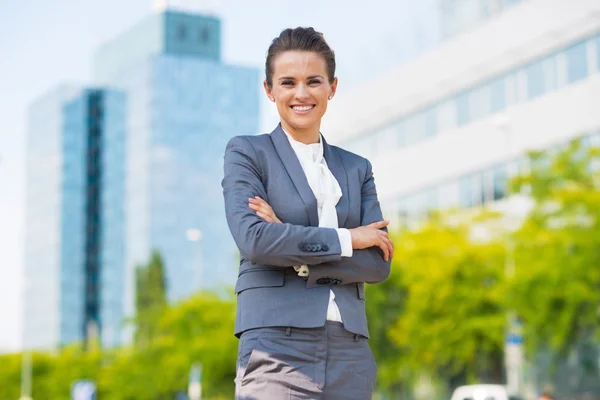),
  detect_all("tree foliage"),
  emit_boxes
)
[509,138,600,358]
[135,251,168,346]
